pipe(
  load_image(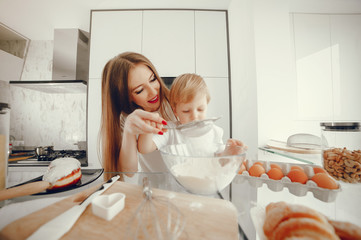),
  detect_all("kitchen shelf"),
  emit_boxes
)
[258,146,321,165]
[9,80,87,94]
